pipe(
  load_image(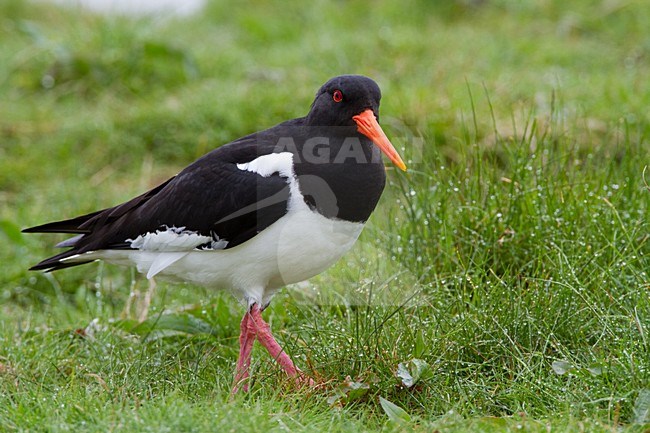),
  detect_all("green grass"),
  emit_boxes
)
[1,0,649,431]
